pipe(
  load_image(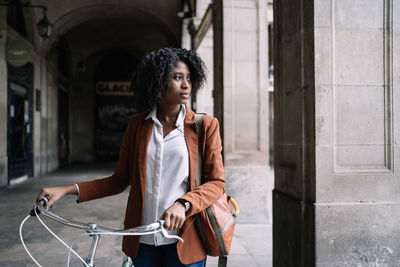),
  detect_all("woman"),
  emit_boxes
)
[36,48,225,266]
